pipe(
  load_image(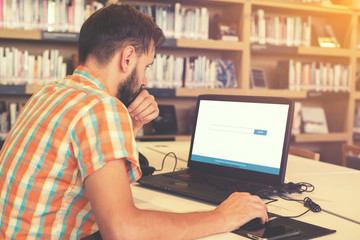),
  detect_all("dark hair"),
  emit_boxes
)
[78,4,165,65]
